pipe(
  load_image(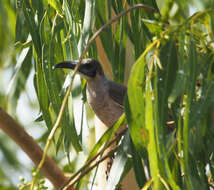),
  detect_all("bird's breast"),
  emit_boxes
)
[86,81,123,126]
